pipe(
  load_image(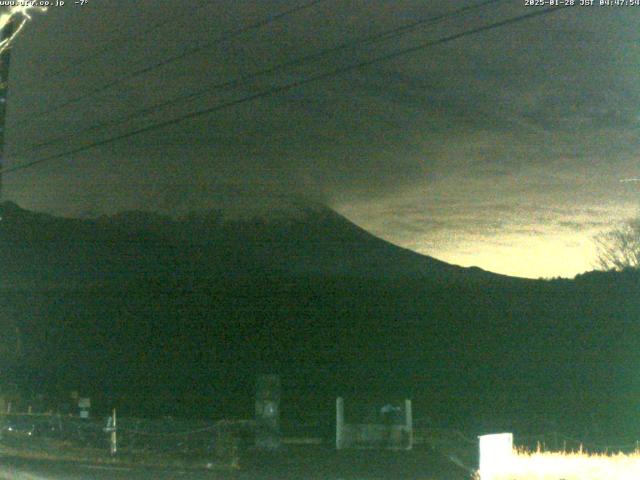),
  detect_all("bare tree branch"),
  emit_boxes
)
[594,217,640,271]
